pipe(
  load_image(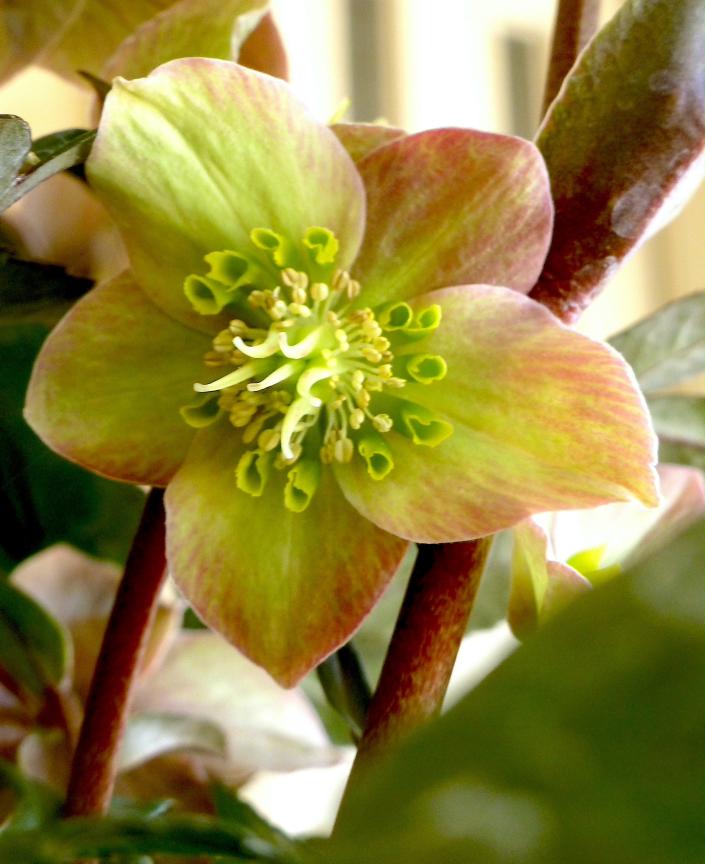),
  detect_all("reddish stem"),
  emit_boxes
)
[62,489,167,817]
[336,538,491,827]
[541,0,601,117]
